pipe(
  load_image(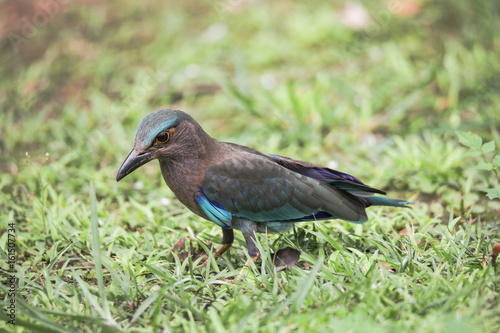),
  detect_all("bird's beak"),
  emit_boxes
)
[116,150,154,182]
